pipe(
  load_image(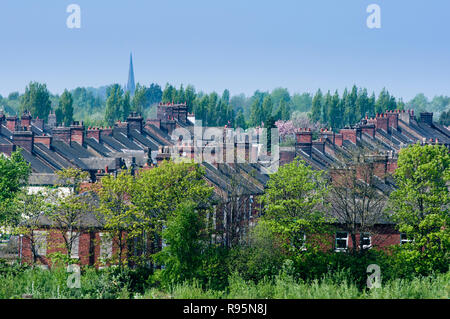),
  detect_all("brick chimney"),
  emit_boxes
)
[334,133,343,147]
[419,112,433,125]
[375,113,389,132]
[319,128,335,144]
[312,140,325,153]
[360,123,376,138]
[386,110,399,130]
[146,119,161,129]
[127,112,143,133]
[12,129,34,152]
[115,120,129,136]
[87,127,101,142]
[6,116,18,132]
[339,127,361,144]
[52,127,71,144]
[34,134,52,149]
[295,128,312,144]
[296,129,312,156]
[100,127,113,138]
[399,109,414,124]
[31,117,44,131]
[70,121,85,145]
[21,110,32,129]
